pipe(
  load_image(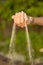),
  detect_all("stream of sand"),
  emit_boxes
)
[9,23,33,65]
